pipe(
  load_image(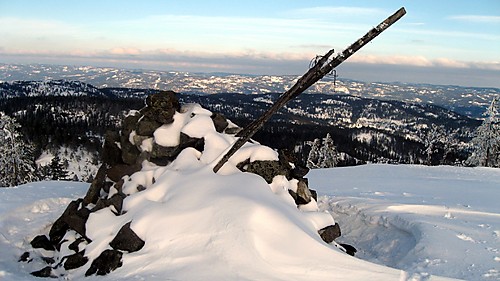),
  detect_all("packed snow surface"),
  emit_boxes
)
[0,164,498,280]
[311,164,500,281]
